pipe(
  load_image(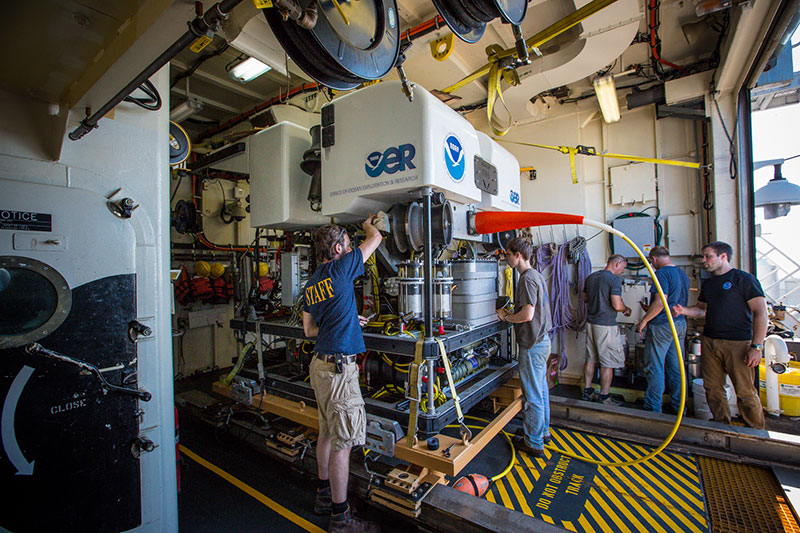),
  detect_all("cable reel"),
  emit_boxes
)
[389,199,453,255]
[169,121,191,166]
[432,0,528,43]
[261,0,401,90]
